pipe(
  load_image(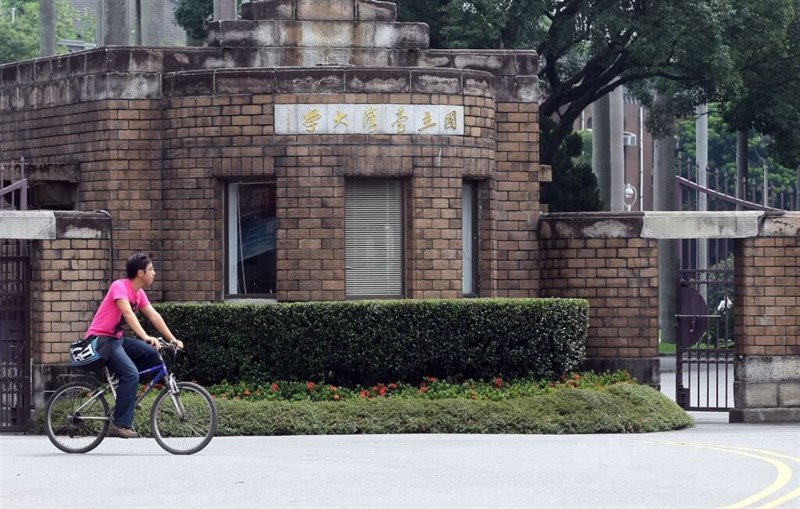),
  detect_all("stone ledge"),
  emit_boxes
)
[163,67,494,98]
[242,0,398,21]
[207,20,429,50]
[729,407,800,424]
[0,210,111,240]
[539,211,772,240]
[735,355,800,383]
[539,212,645,240]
